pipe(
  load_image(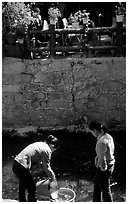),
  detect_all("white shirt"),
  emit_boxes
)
[95,133,115,171]
[15,141,55,180]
